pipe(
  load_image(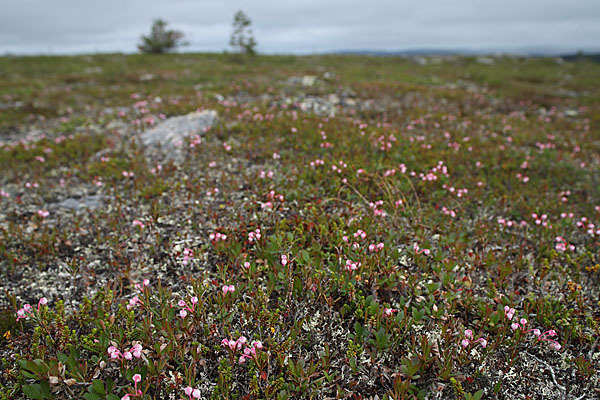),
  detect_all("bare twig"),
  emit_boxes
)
[523,351,566,399]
